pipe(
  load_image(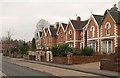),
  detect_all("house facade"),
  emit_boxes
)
[86,14,103,53]
[35,31,43,49]
[57,23,67,44]
[46,25,57,49]
[65,16,88,48]
[34,4,120,55]
[100,8,120,54]
[41,28,48,49]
